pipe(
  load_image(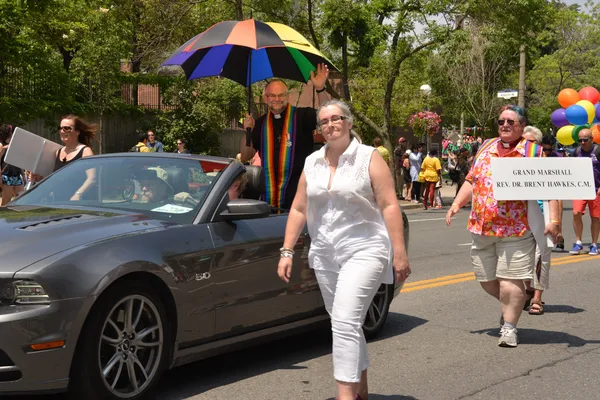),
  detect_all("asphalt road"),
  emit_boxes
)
[7,202,600,400]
